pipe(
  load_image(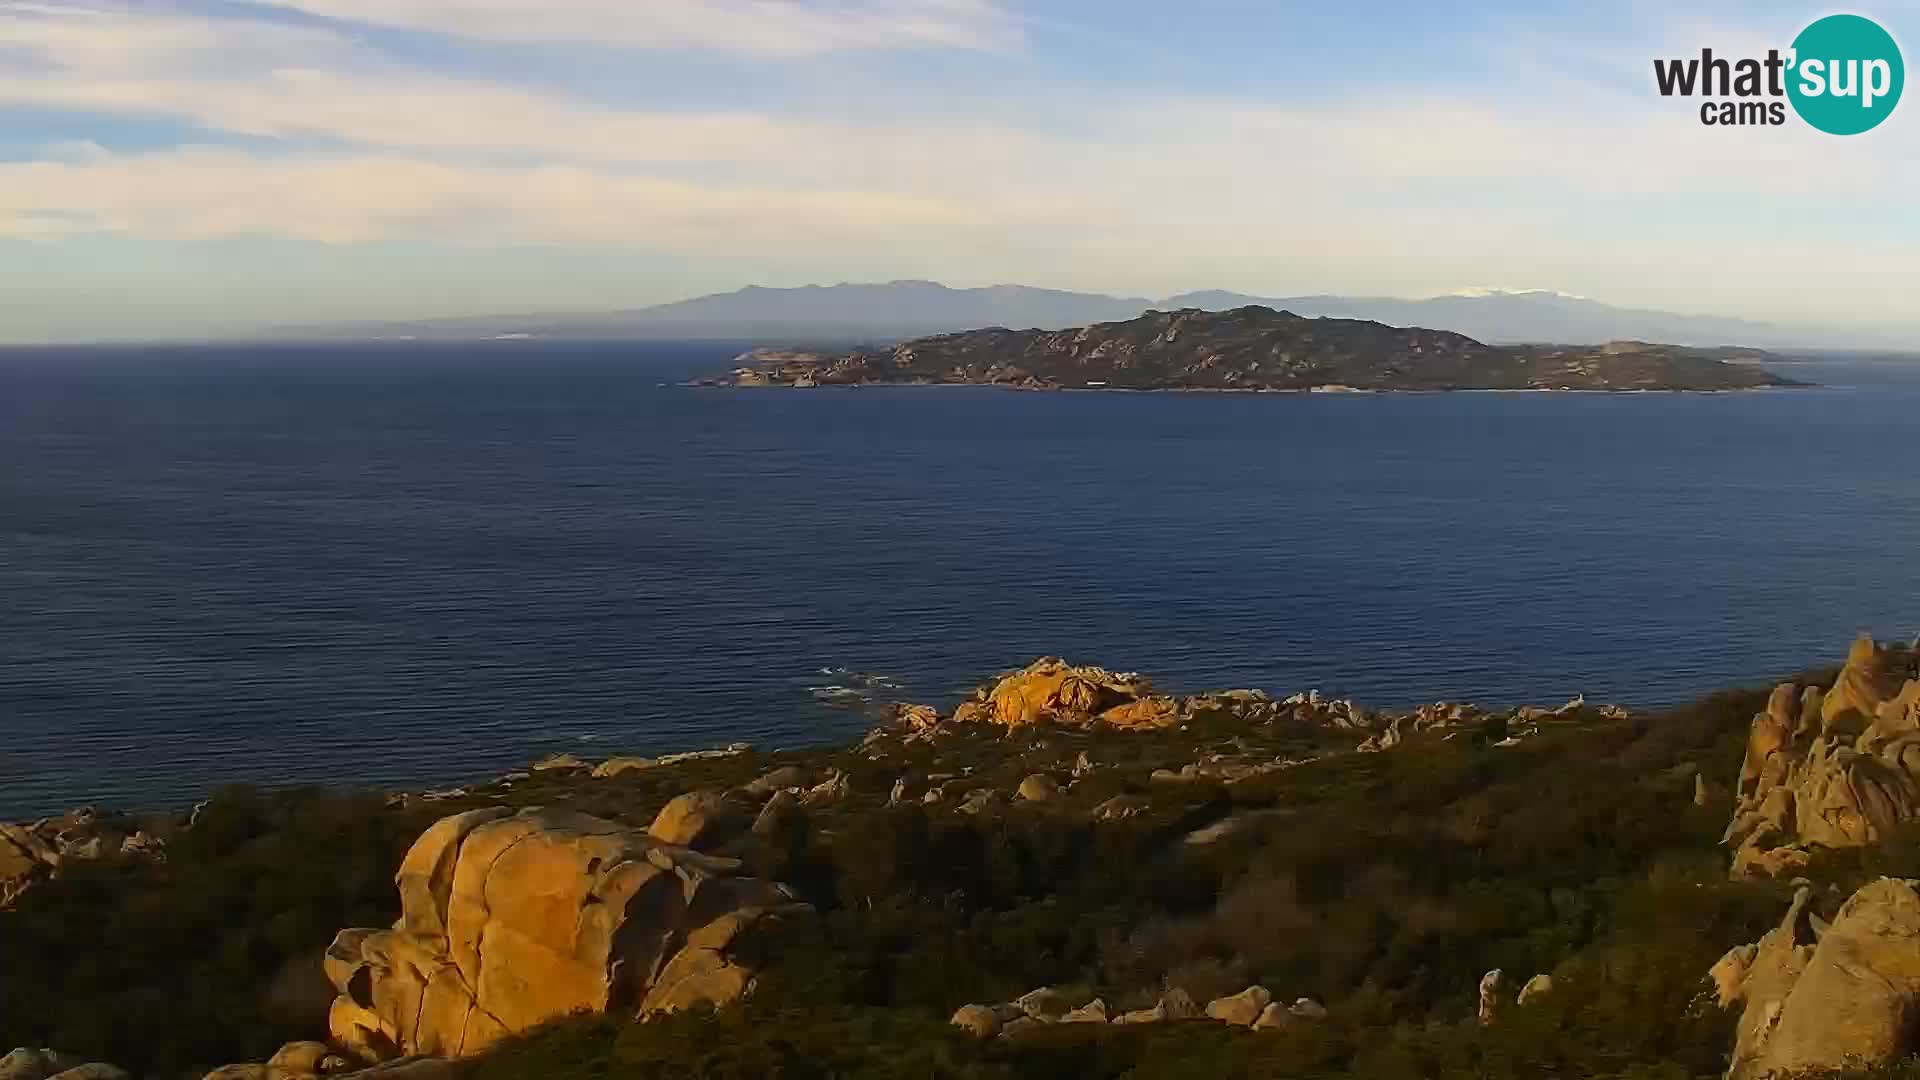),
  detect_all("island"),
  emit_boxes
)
[692,305,1801,392]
